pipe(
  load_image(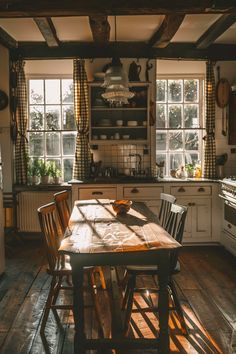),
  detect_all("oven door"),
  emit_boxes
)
[220,198,236,256]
